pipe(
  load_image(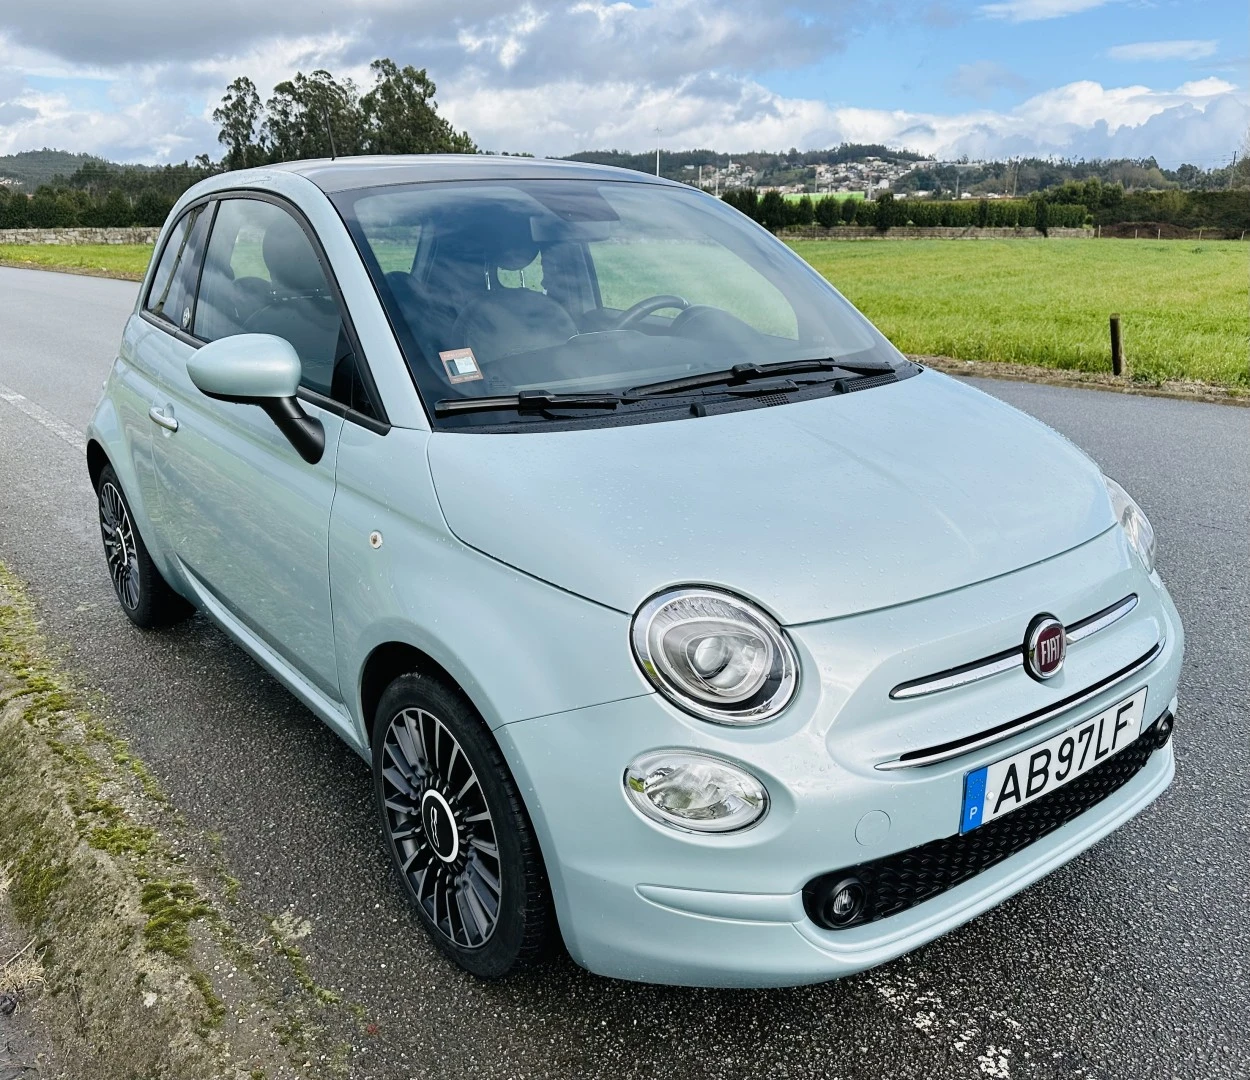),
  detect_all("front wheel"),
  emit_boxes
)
[96,464,192,628]
[372,673,554,978]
